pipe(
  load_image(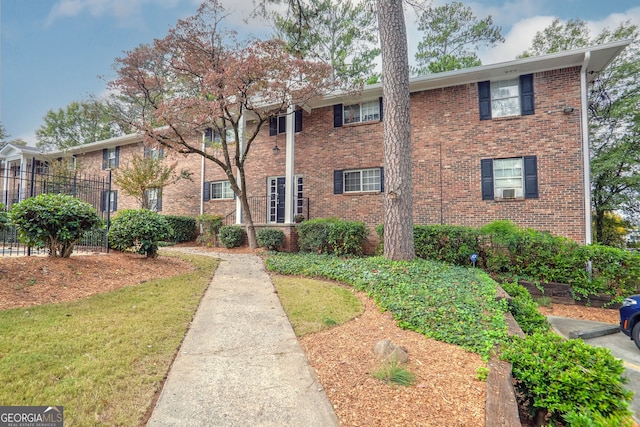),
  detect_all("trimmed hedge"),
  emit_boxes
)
[218,225,245,248]
[163,215,197,242]
[297,218,367,255]
[378,221,640,302]
[108,209,172,258]
[257,228,285,251]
